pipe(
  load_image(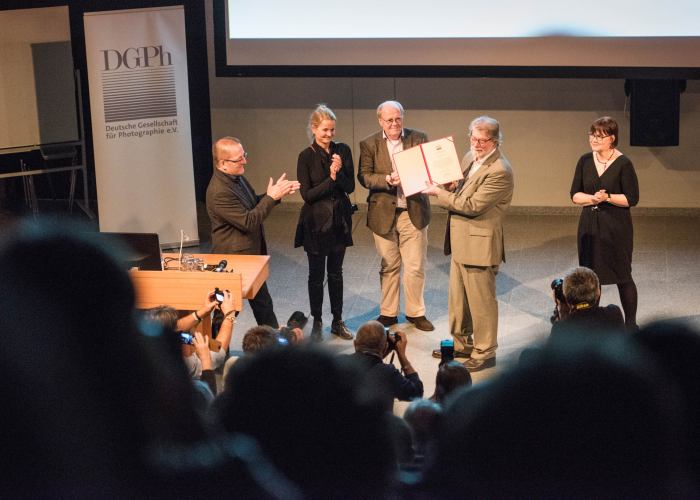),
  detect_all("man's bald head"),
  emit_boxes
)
[354,320,387,357]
